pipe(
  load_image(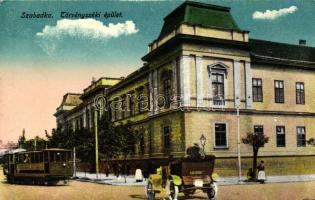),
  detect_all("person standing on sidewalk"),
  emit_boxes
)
[257,160,266,184]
